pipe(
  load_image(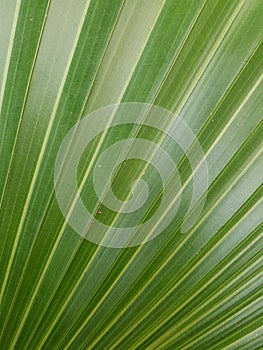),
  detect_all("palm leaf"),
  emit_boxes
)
[0,0,262,349]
